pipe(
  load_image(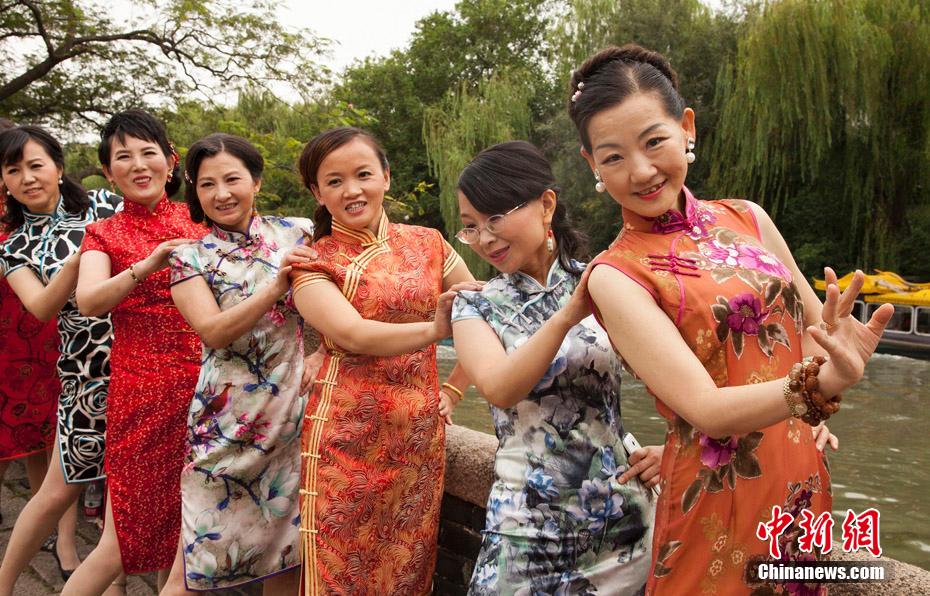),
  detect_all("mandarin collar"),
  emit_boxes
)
[23,195,67,224]
[621,186,707,236]
[331,209,390,247]
[506,257,577,296]
[211,215,263,246]
[123,194,169,217]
